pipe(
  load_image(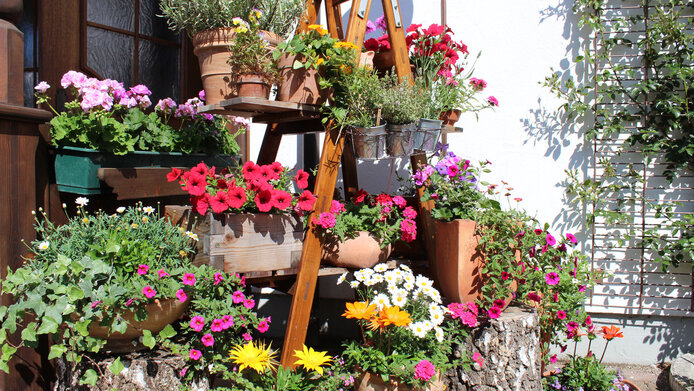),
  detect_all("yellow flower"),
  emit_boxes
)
[342,301,377,320]
[141,216,149,223]
[131,223,138,229]
[293,345,331,375]
[235,26,248,34]
[228,341,278,373]
[315,57,325,66]
[82,217,89,224]
[307,24,328,35]
[334,41,358,50]
[232,17,244,26]
[179,250,187,258]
